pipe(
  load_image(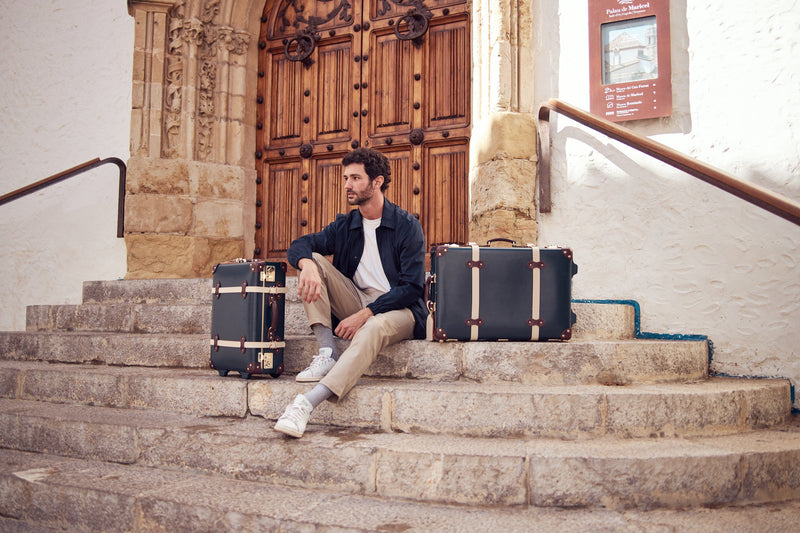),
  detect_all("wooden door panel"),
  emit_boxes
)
[261,160,303,255]
[367,0,466,21]
[369,32,413,136]
[269,0,357,39]
[314,39,357,142]
[383,149,415,217]
[308,157,351,233]
[426,17,470,128]
[423,142,468,245]
[267,52,304,144]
